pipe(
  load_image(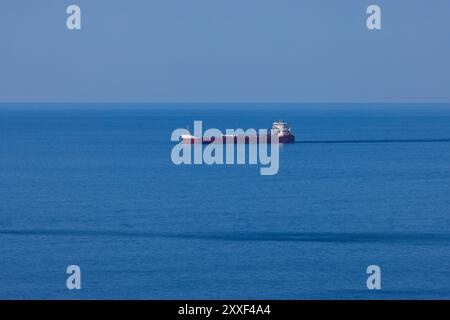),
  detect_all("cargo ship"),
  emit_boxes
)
[181,120,295,144]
